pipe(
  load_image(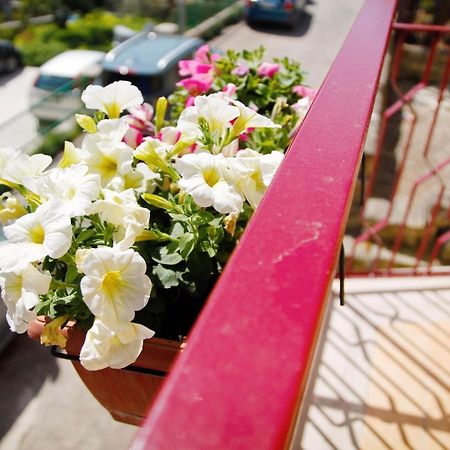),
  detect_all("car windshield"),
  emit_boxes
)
[35,75,74,92]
